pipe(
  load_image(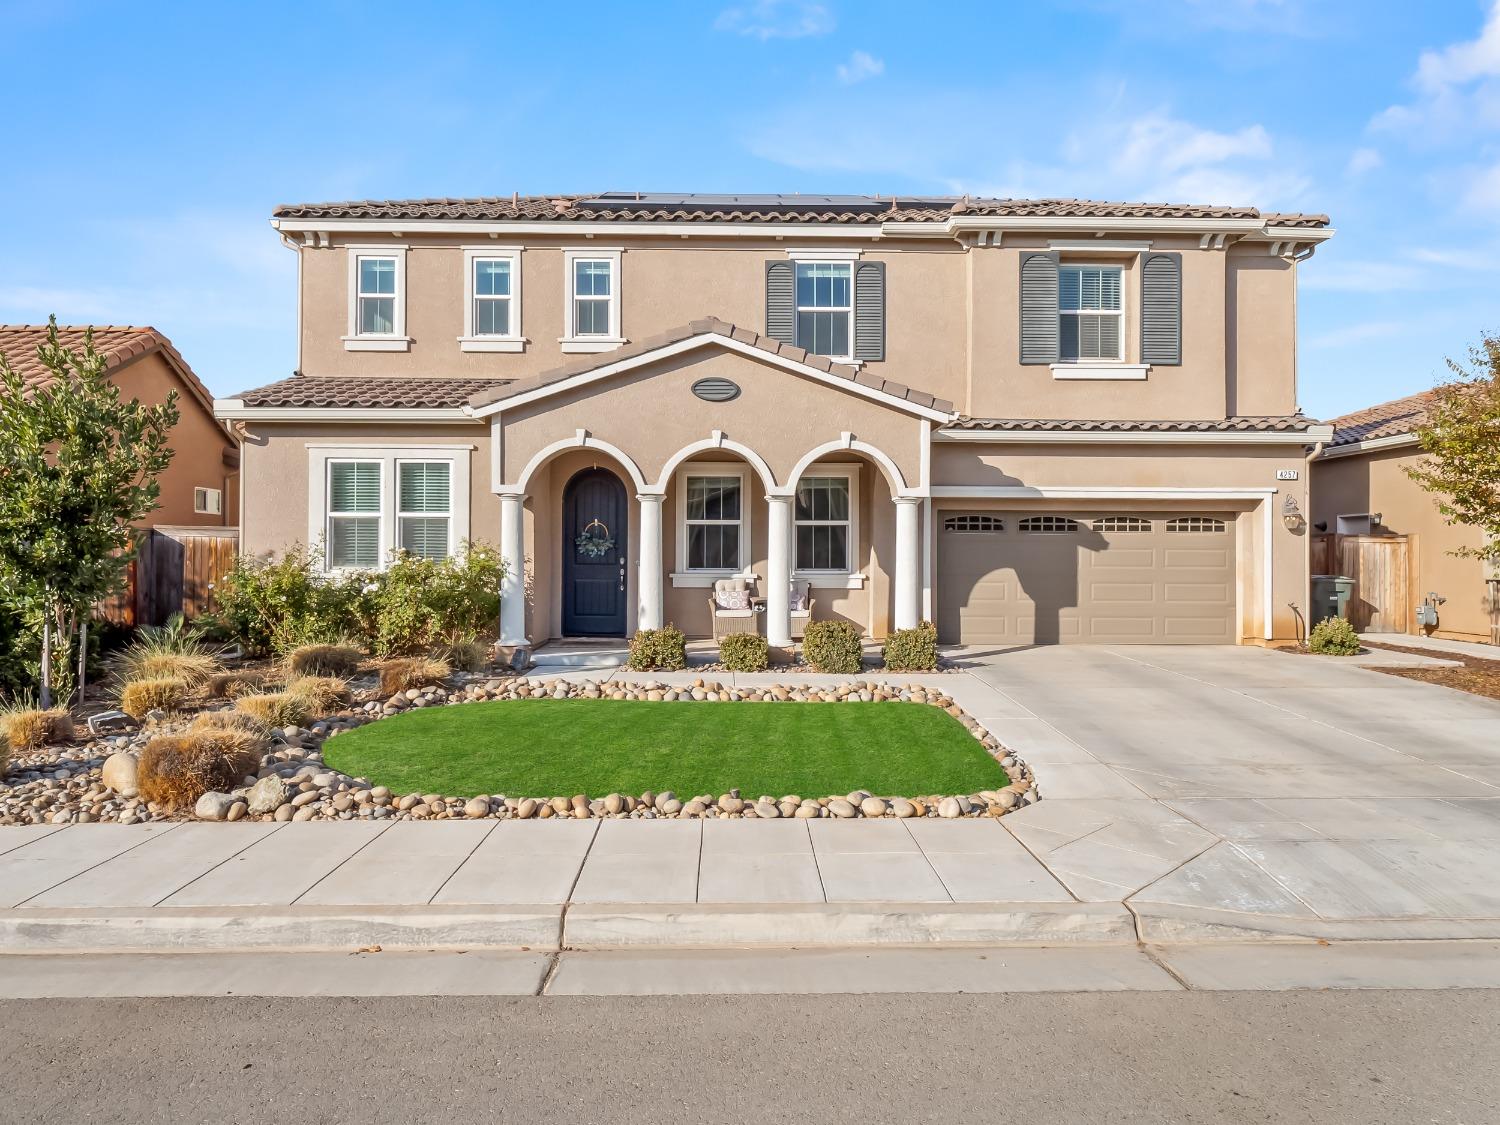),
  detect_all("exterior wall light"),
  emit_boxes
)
[1282,494,1306,532]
